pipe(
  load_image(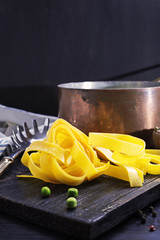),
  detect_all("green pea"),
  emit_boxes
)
[41,186,51,198]
[67,188,78,198]
[67,197,77,209]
